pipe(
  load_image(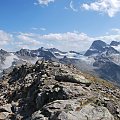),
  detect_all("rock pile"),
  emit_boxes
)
[0,60,120,120]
